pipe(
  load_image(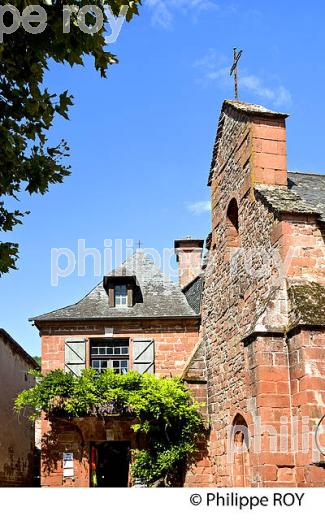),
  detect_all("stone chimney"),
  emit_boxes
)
[174,237,204,287]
